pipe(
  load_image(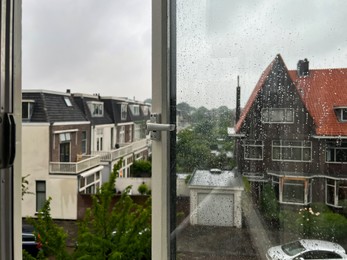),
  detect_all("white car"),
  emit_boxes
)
[266,239,347,260]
